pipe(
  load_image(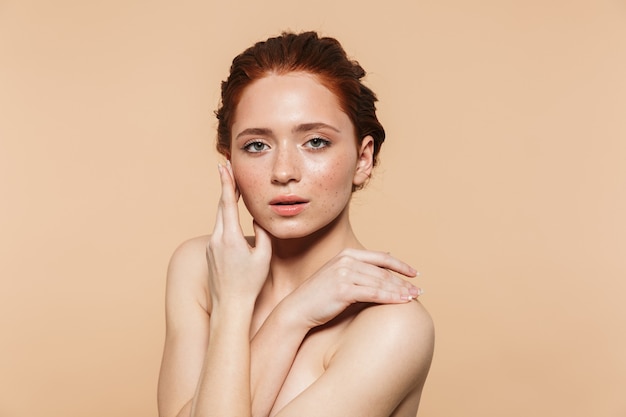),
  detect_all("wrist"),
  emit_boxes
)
[211,297,256,322]
[273,296,316,332]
